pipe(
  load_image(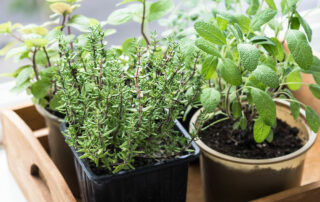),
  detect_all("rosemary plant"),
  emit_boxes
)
[56,26,201,173]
